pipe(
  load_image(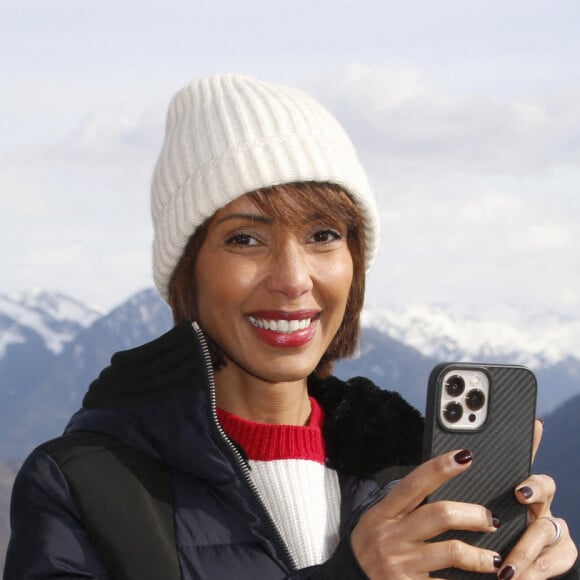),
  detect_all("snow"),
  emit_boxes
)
[0,326,26,358]
[0,291,102,356]
[13,291,101,327]
[362,304,580,368]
